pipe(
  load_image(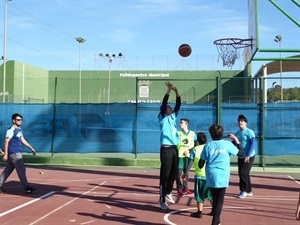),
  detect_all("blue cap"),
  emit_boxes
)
[238,114,248,122]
